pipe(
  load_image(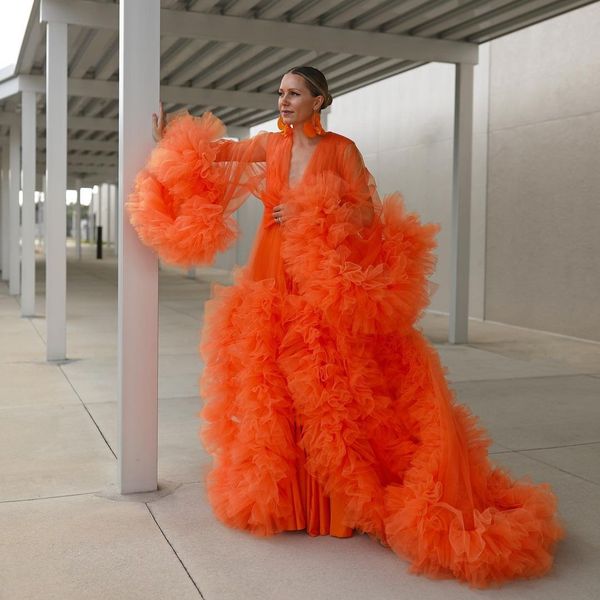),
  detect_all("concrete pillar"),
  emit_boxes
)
[21,90,37,317]
[110,183,117,252]
[449,62,475,344]
[105,181,111,247]
[9,123,21,296]
[1,147,9,280]
[45,19,68,360]
[118,0,160,494]
[75,177,82,260]
[98,181,105,245]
